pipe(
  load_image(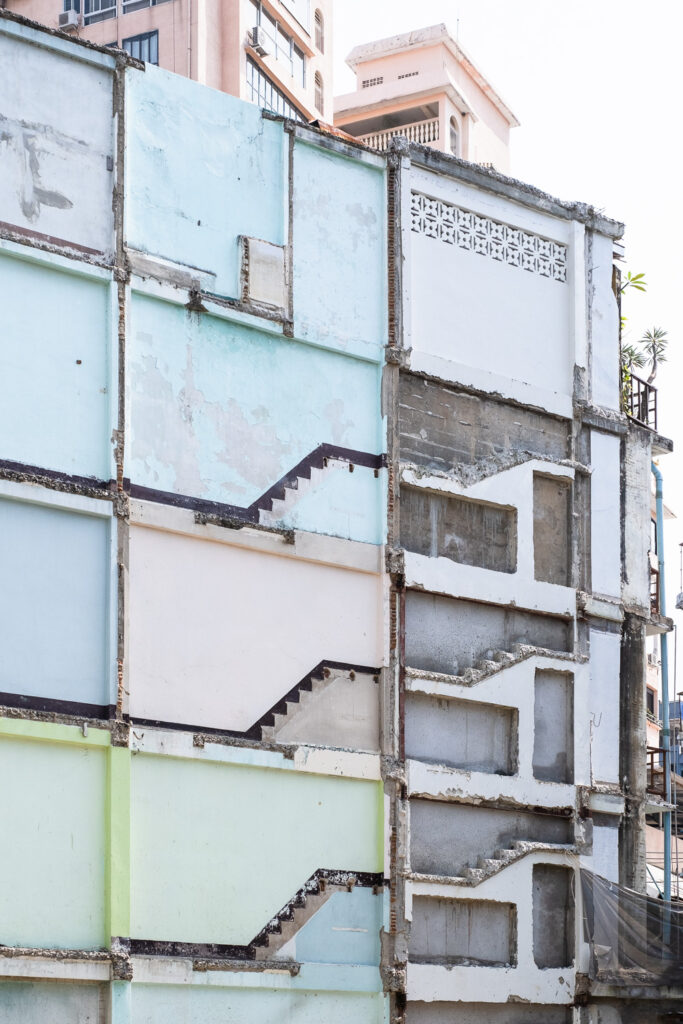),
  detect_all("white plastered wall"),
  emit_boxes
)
[127,502,385,732]
[590,430,622,599]
[407,166,575,418]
